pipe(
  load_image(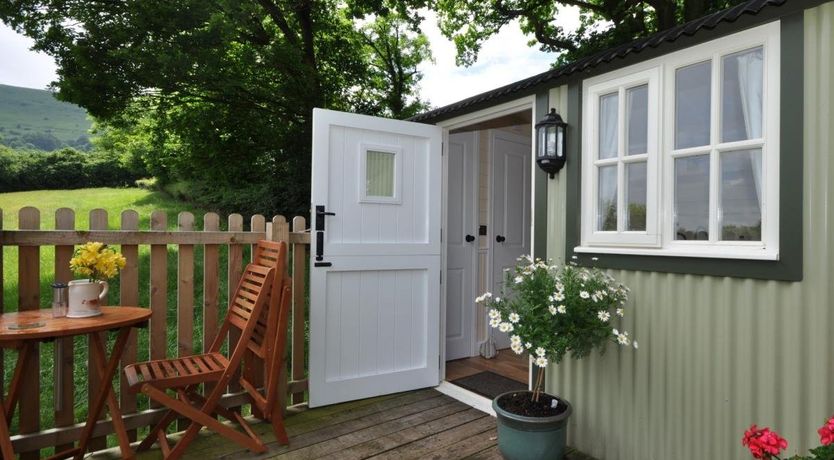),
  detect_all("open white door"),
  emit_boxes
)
[309,108,443,407]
